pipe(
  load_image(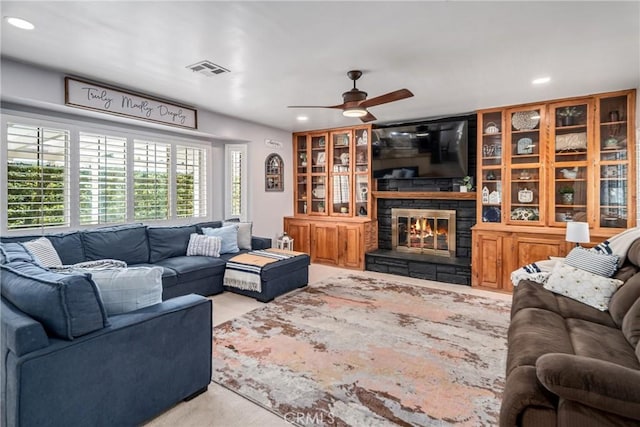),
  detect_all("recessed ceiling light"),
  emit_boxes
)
[5,17,35,30]
[532,76,551,85]
[296,116,308,121]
